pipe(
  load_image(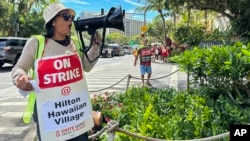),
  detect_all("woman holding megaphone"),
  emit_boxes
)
[11,2,101,141]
